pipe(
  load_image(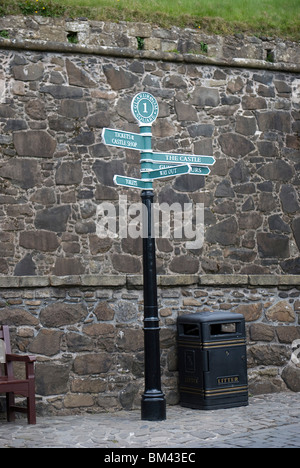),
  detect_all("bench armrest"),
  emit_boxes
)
[6,354,36,363]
